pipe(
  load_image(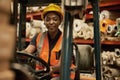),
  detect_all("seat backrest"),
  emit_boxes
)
[73,44,94,73]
